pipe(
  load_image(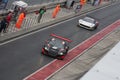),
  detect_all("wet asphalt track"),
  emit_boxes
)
[0,1,120,80]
